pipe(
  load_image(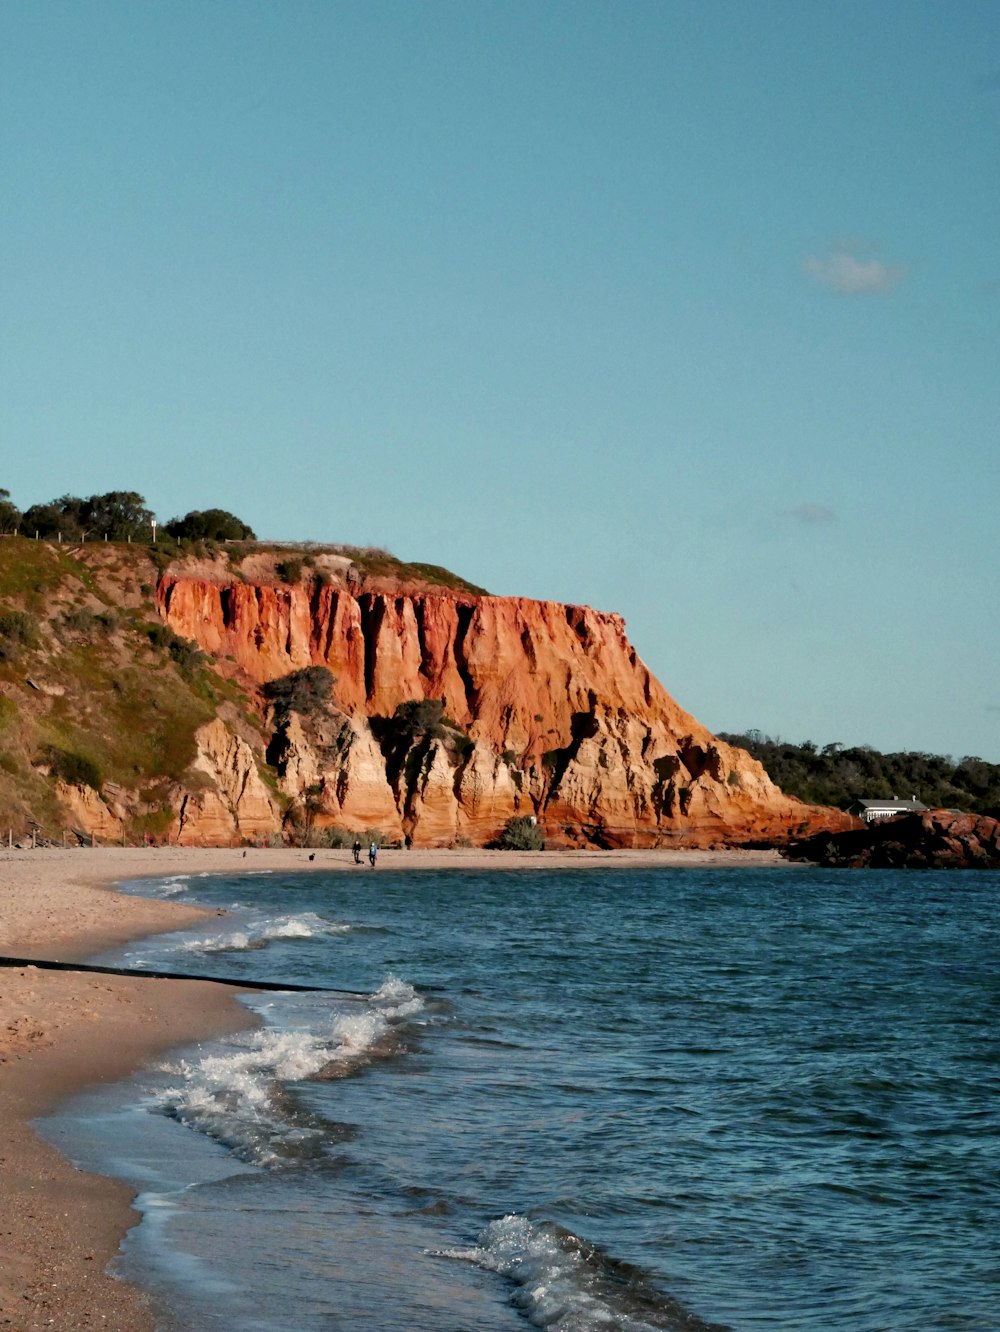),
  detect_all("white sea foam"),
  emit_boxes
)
[155,977,423,1166]
[148,875,191,898]
[178,911,348,955]
[437,1215,674,1331]
[372,975,424,1018]
[180,931,257,954]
